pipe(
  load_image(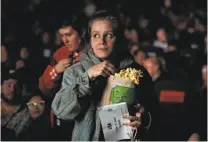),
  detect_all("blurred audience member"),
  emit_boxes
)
[83,0,96,17]
[54,30,62,48]
[16,46,37,94]
[42,31,50,45]
[176,20,188,32]
[153,28,168,52]
[164,0,171,9]
[18,46,31,71]
[16,46,30,70]
[15,59,25,70]
[1,45,8,63]
[188,133,200,141]
[128,42,139,56]
[133,49,147,65]
[1,69,32,140]
[125,27,139,44]
[1,45,13,84]
[130,28,139,44]
[1,45,14,72]
[201,65,207,89]
[137,16,151,42]
[20,47,30,60]
[124,27,131,40]
[41,31,53,60]
[143,57,169,83]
